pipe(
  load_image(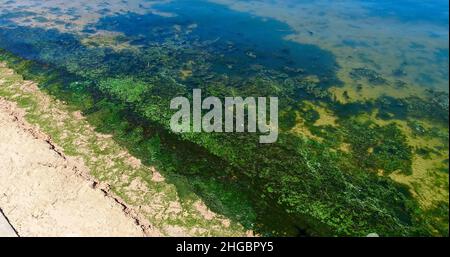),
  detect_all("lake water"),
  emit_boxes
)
[0,0,448,236]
